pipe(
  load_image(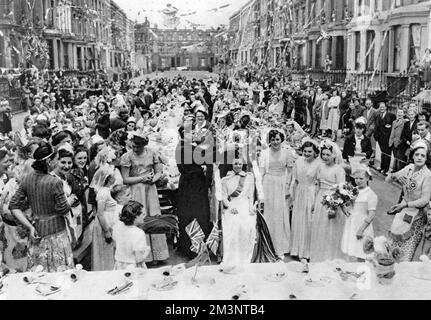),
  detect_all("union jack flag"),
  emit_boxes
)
[186,219,205,254]
[206,224,219,255]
